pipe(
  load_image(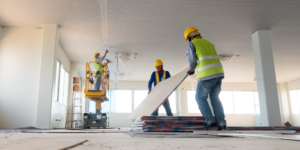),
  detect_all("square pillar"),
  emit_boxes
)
[36,25,59,128]
[252,30,282,126]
